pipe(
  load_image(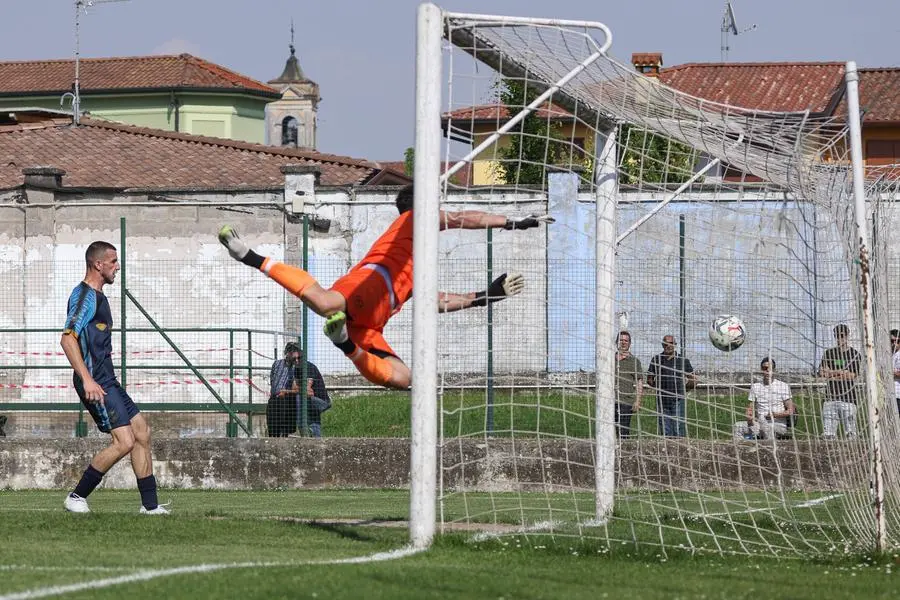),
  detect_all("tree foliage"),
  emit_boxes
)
[494,78,697,186]
[403,147,415,177]
[617,124,697,185]
[494,79,566,186]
